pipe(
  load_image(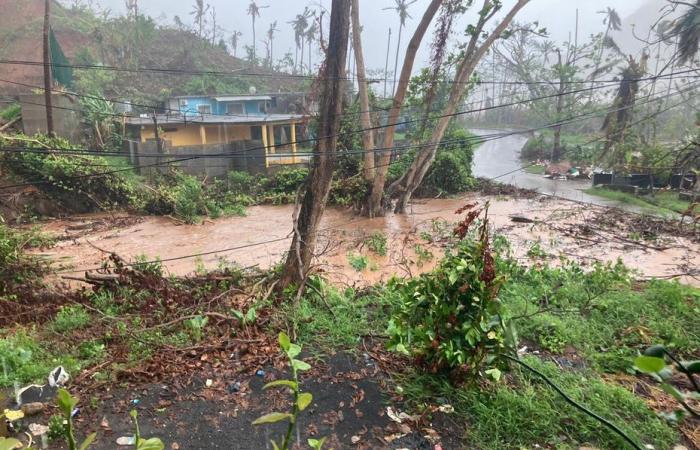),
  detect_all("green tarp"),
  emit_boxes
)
[50,28,73,88]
